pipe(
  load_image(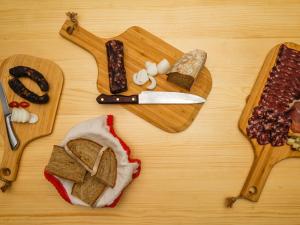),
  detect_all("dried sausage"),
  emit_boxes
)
[105,40,127,94]
[8,78,49,104]
[9,66,49,92]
